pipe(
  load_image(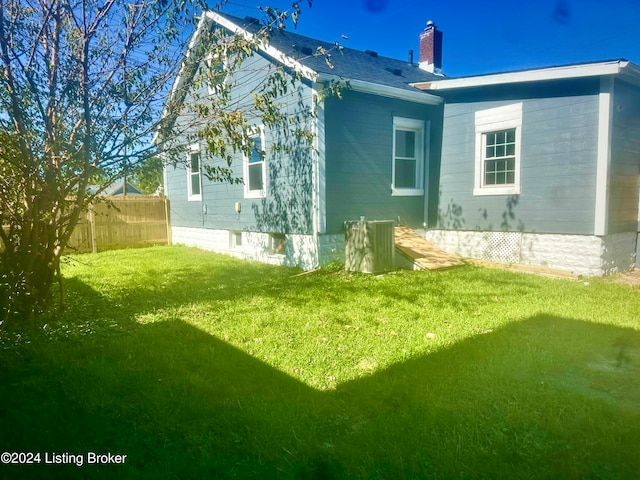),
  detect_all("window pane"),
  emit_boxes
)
[486,145,495,158]
[506,129,515,143]
[506,171,515,184]
[190,152,200,171]
[249,136,262,164]
[485,172,496,185]
[248,163,263,191]
[506,143,515,156]
[395,159,416,188]
[495,145,505,157]
[486,132,496,146]
[191,172,200,195]
[395,130,416,158]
